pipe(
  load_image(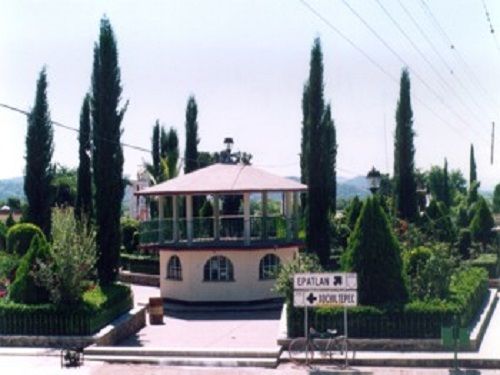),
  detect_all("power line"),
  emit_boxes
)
[375,0,490,134]
[418,0,500,112]
[398,0,495,124]
[298,0,469,140]
[0,102,151,153]
[298,0,398,84]
[340,0,489,142]
[481,0,500,56]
